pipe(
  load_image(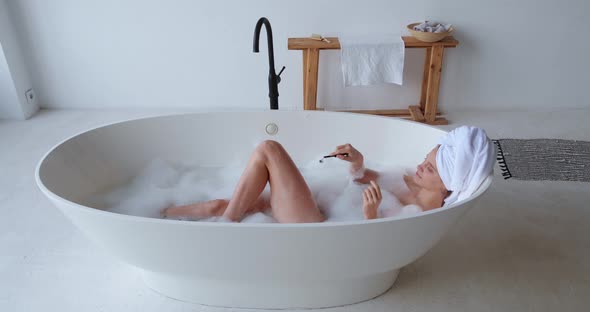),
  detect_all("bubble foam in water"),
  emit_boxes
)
[89,157,422,223]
